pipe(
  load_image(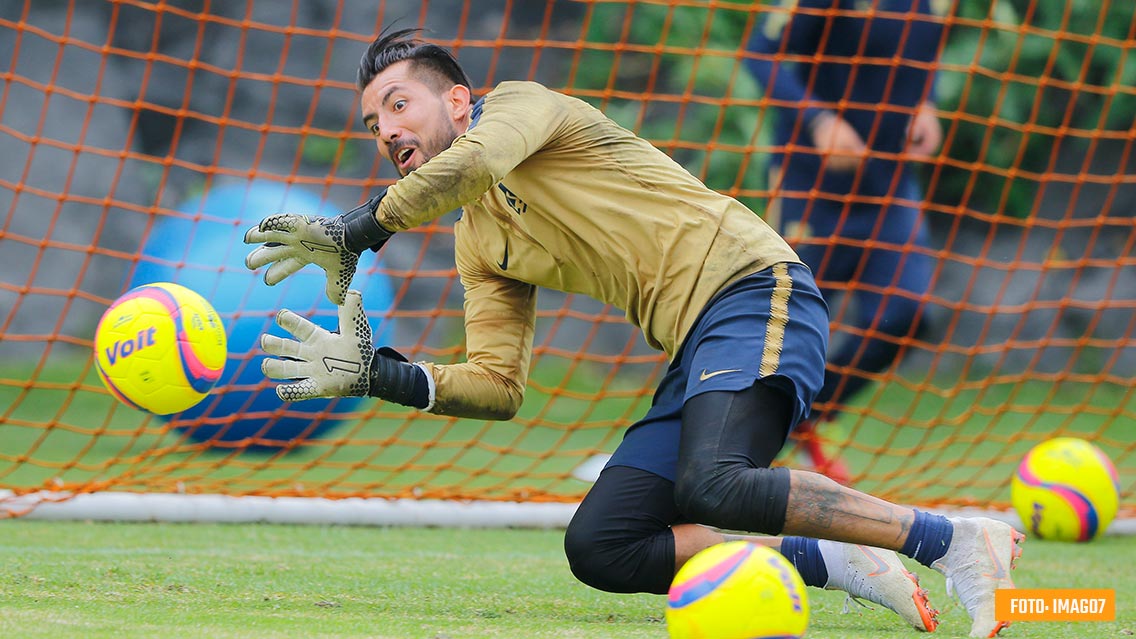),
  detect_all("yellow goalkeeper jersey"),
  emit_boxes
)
[377,81,801,419]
